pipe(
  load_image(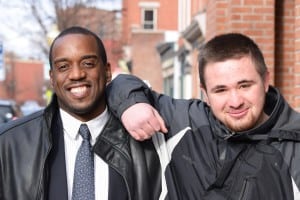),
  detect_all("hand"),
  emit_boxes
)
[121,103,168,141]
